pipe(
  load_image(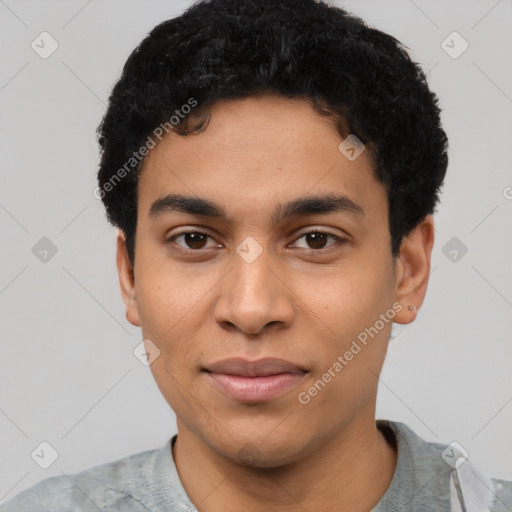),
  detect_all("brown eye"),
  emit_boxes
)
[168,230,219,250]
[305,232,329,249]
[291,230,345,251]
[182,232,208,249]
